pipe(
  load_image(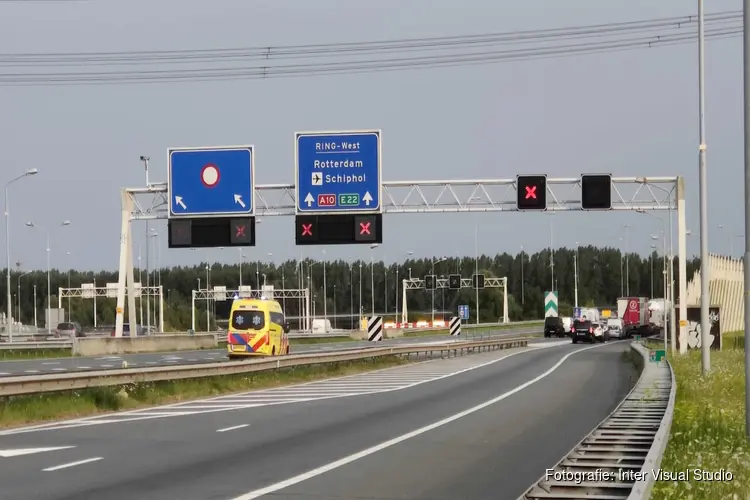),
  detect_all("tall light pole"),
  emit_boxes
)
[549,213,555,291]
[624,224,631,295]
[742,0,750,439]
[474,222,480,324]
[369,244,378,315]
[4,167,38,341]
[520,245,525,305]
[322,249,327,332]
[697,0,711,375]
[26,219,70,335]
[574,242,579,308]
[66,251,72,321]
[431,257,447,324]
